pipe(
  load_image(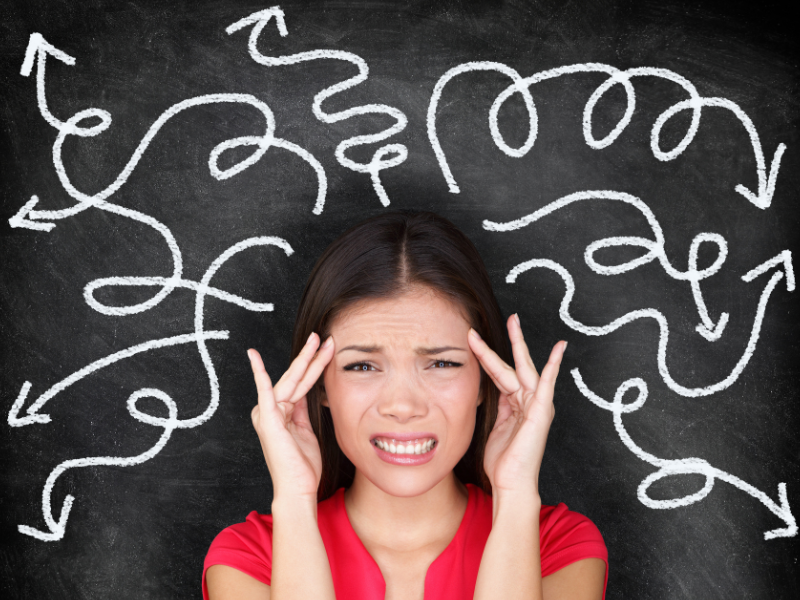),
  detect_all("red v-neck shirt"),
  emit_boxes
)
[203,484,608,599]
